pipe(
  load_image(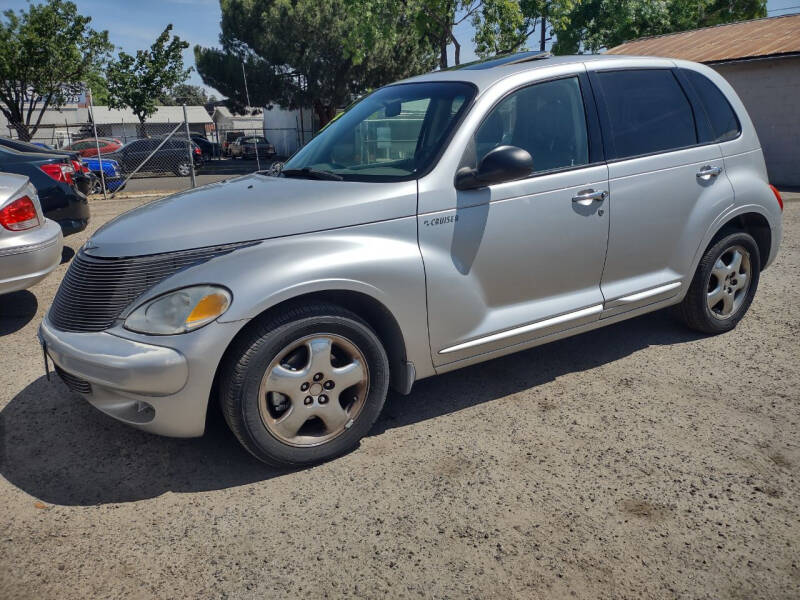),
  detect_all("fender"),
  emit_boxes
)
[123,216,437,381]
[687,201,780,293]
